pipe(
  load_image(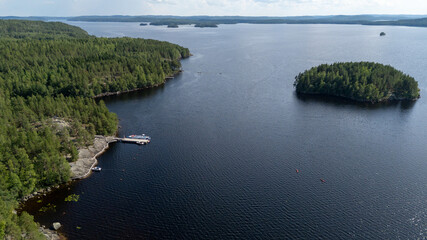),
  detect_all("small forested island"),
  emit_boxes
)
[194,23,218,28]
[139,23,147,26]
[0,19,189,239]
[167,23,179,28]
[380,32,386,36]
[294,62,420,103]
